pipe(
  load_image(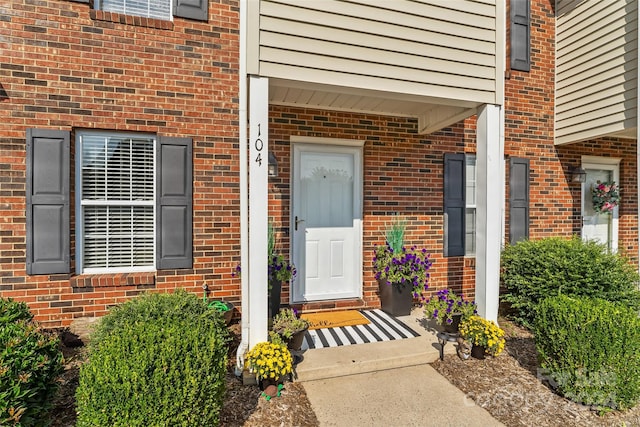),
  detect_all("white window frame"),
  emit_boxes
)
[95,0,173,21]
[465,154,477,256]
[75,130,157,274]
